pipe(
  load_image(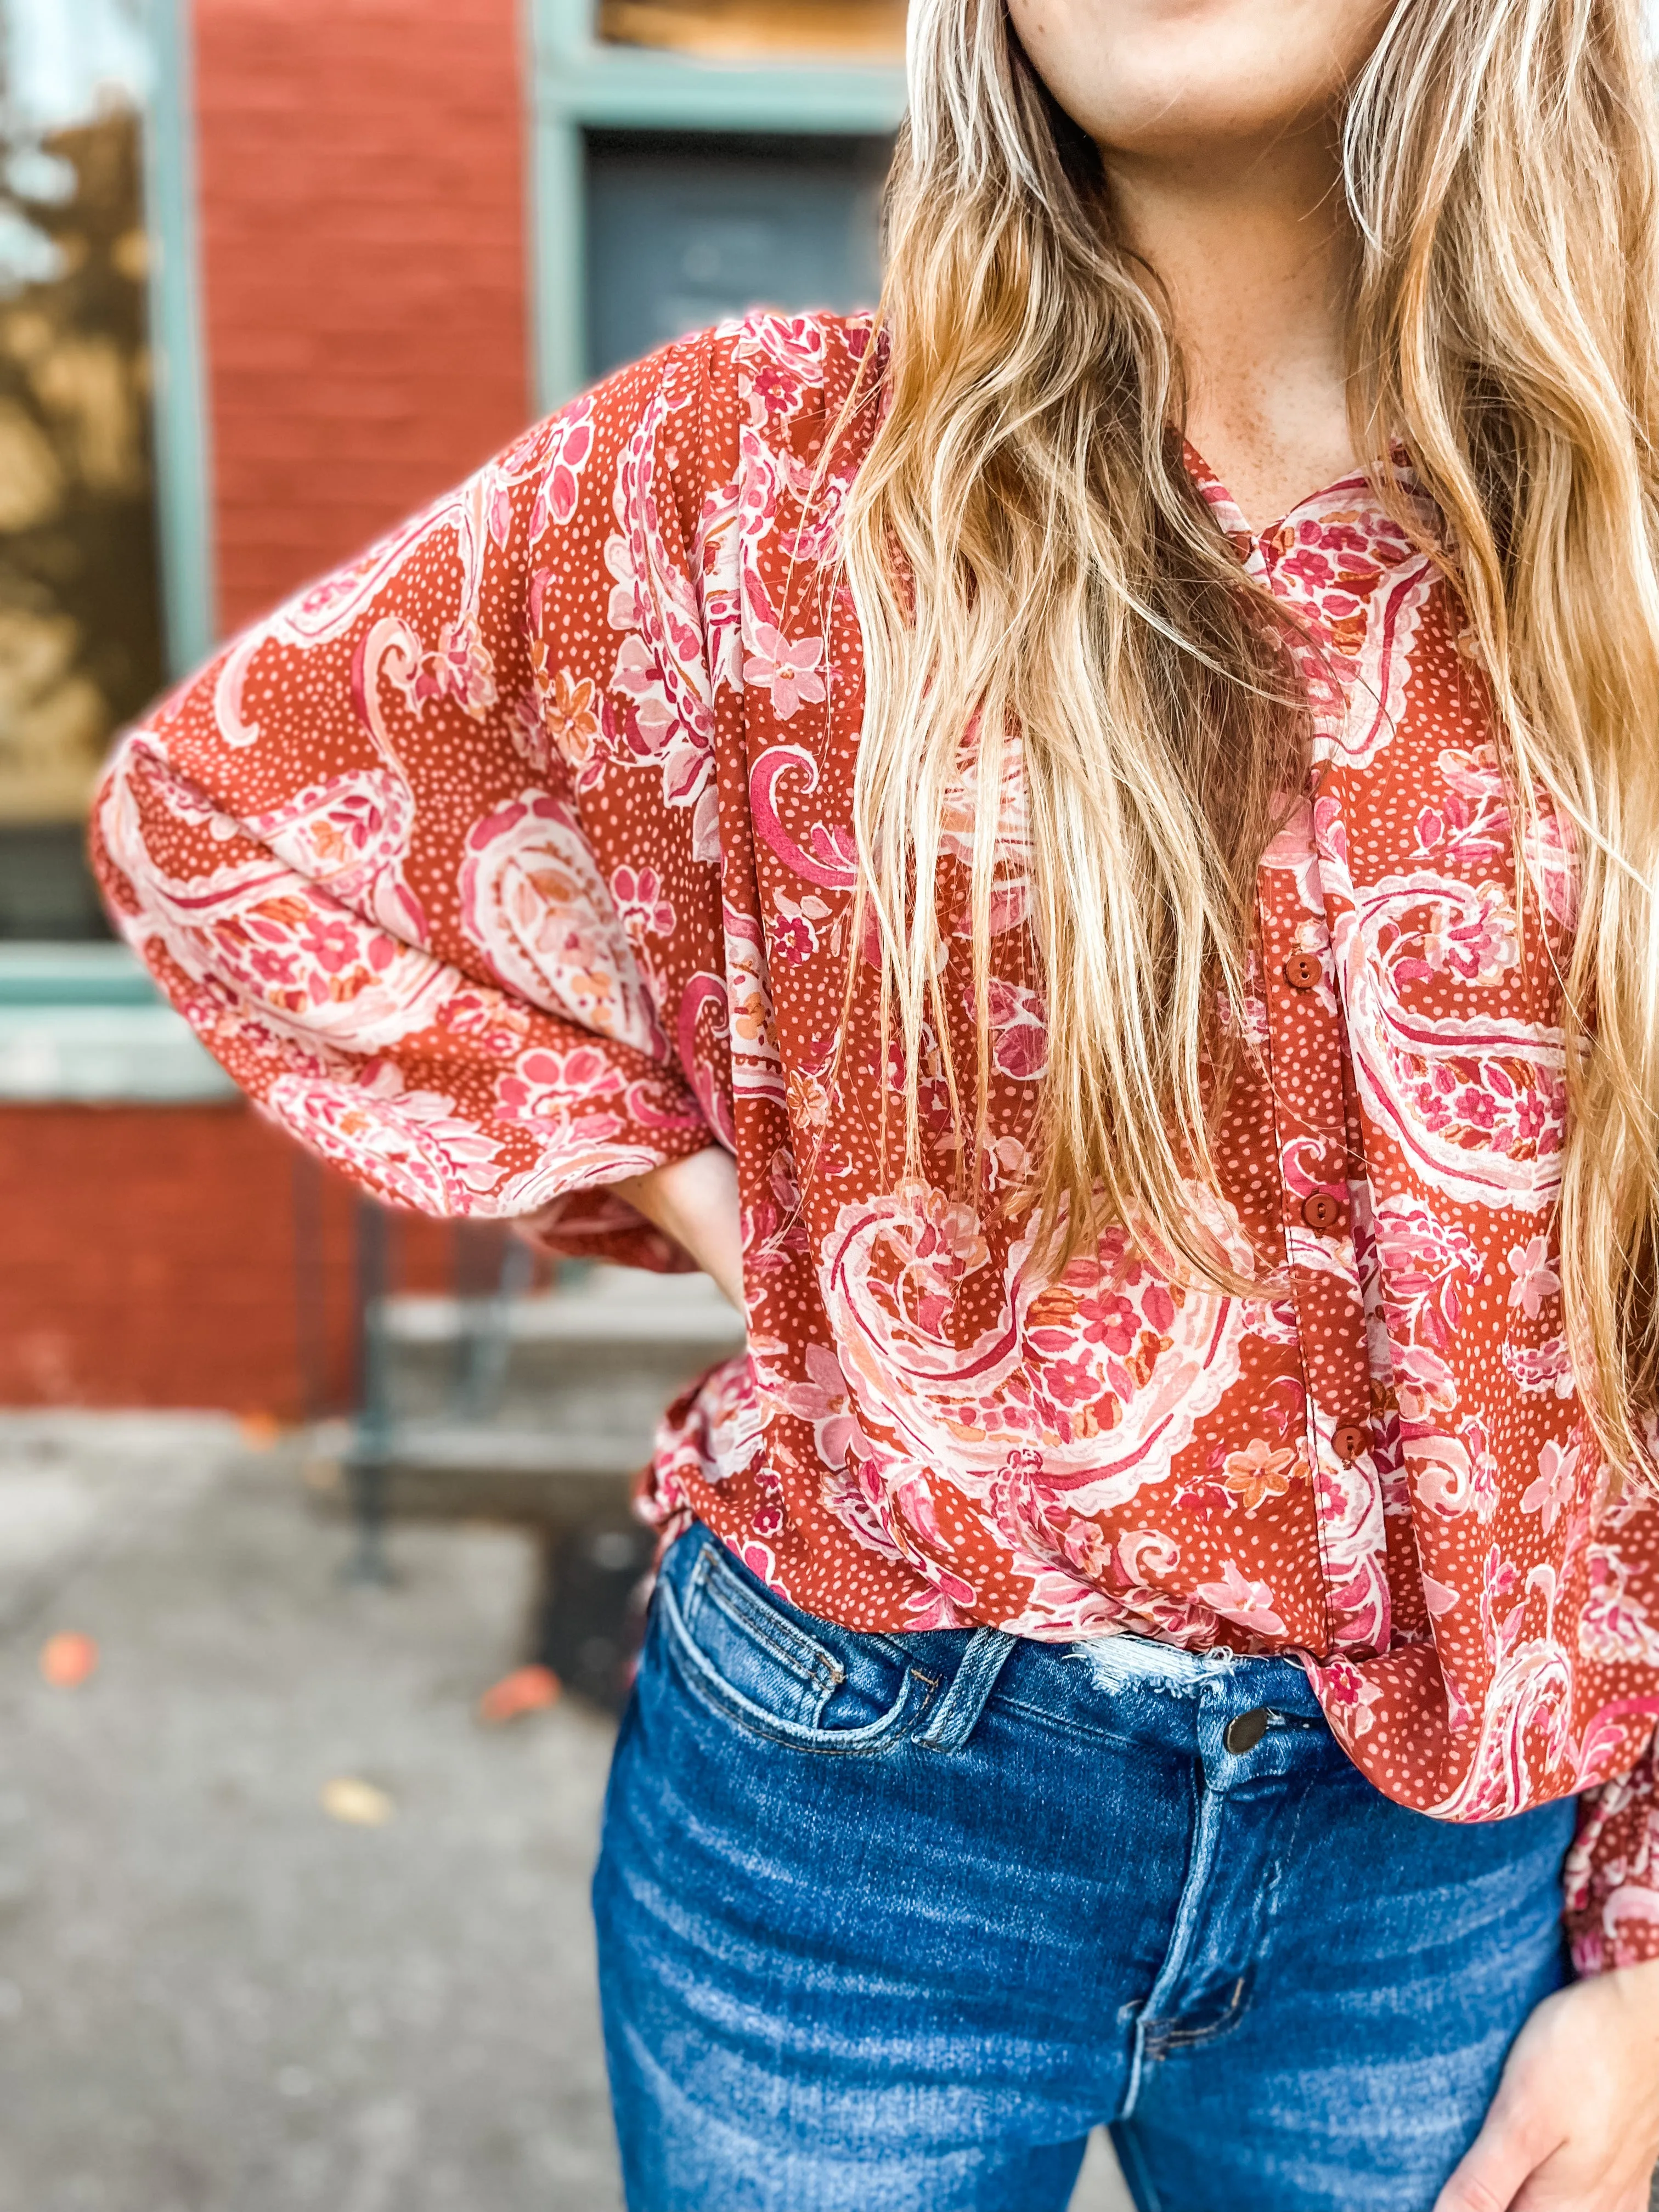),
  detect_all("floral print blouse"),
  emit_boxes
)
[93,312,1659,1972]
